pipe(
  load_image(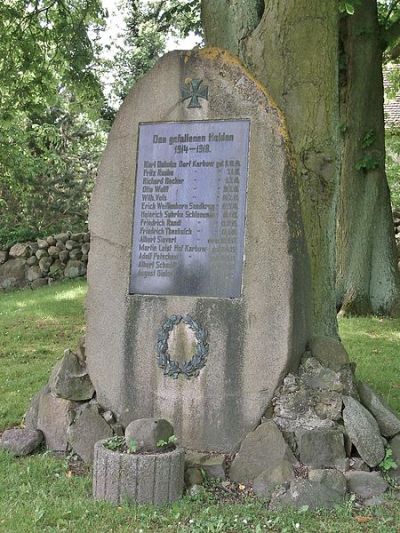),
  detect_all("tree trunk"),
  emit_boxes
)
[202,0,339,336]
[337,0,400,316]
